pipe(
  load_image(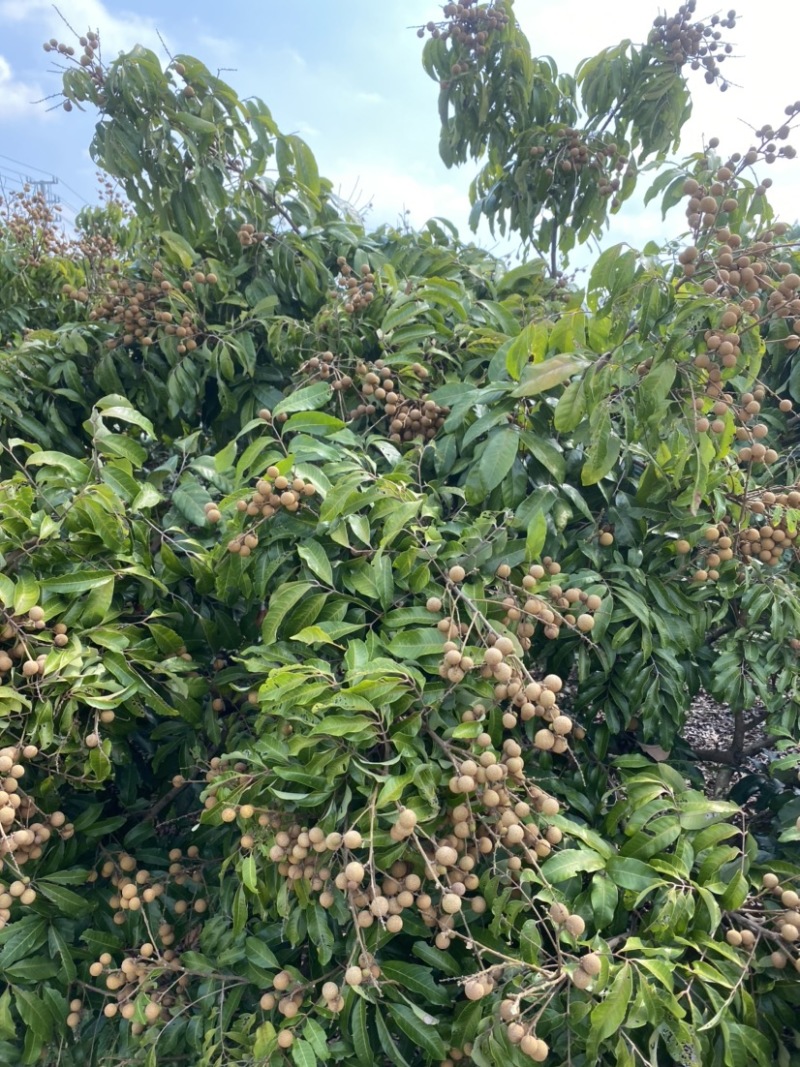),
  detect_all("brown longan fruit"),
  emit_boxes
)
[549,902,569,924]
[580,952,602,976]
[343,830,362,849]
[571,967,593,989]
[277,1030,294,1048]
[598,532,614,546]
[448,565,466,583]
[565,914,586,937]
